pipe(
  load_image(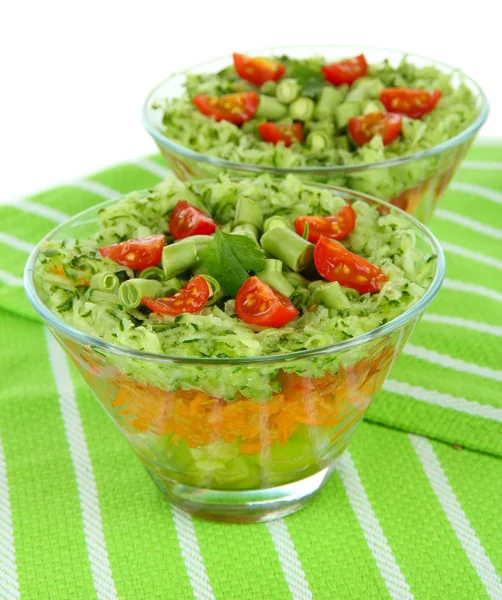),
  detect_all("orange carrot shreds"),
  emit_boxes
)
[110,342,395,453]
[50,264,65,275]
